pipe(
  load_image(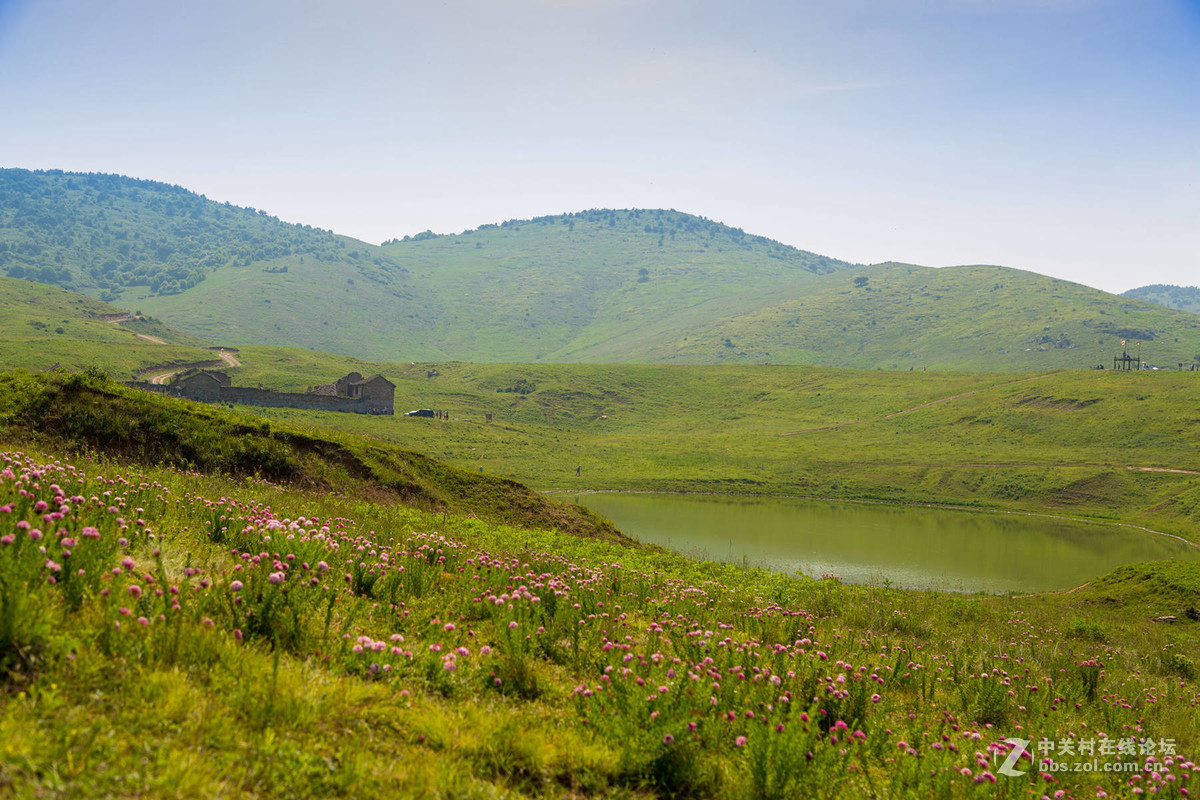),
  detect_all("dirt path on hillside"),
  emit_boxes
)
[104,315,167,345]
[143,349,241,385]
[216,349,241,367]
[780,372,1057,437]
